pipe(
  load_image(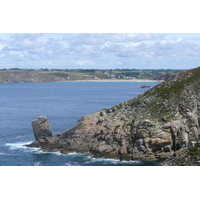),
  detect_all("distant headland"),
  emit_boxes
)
[0,68,181,83]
